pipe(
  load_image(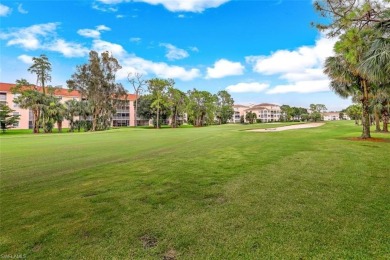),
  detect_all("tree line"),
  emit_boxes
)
[279,104,328,122]
[134,74,235,128]
[1,51,234,133]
